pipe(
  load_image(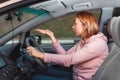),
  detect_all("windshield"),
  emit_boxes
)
[0,11,36,38]
[0,7,48,38]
